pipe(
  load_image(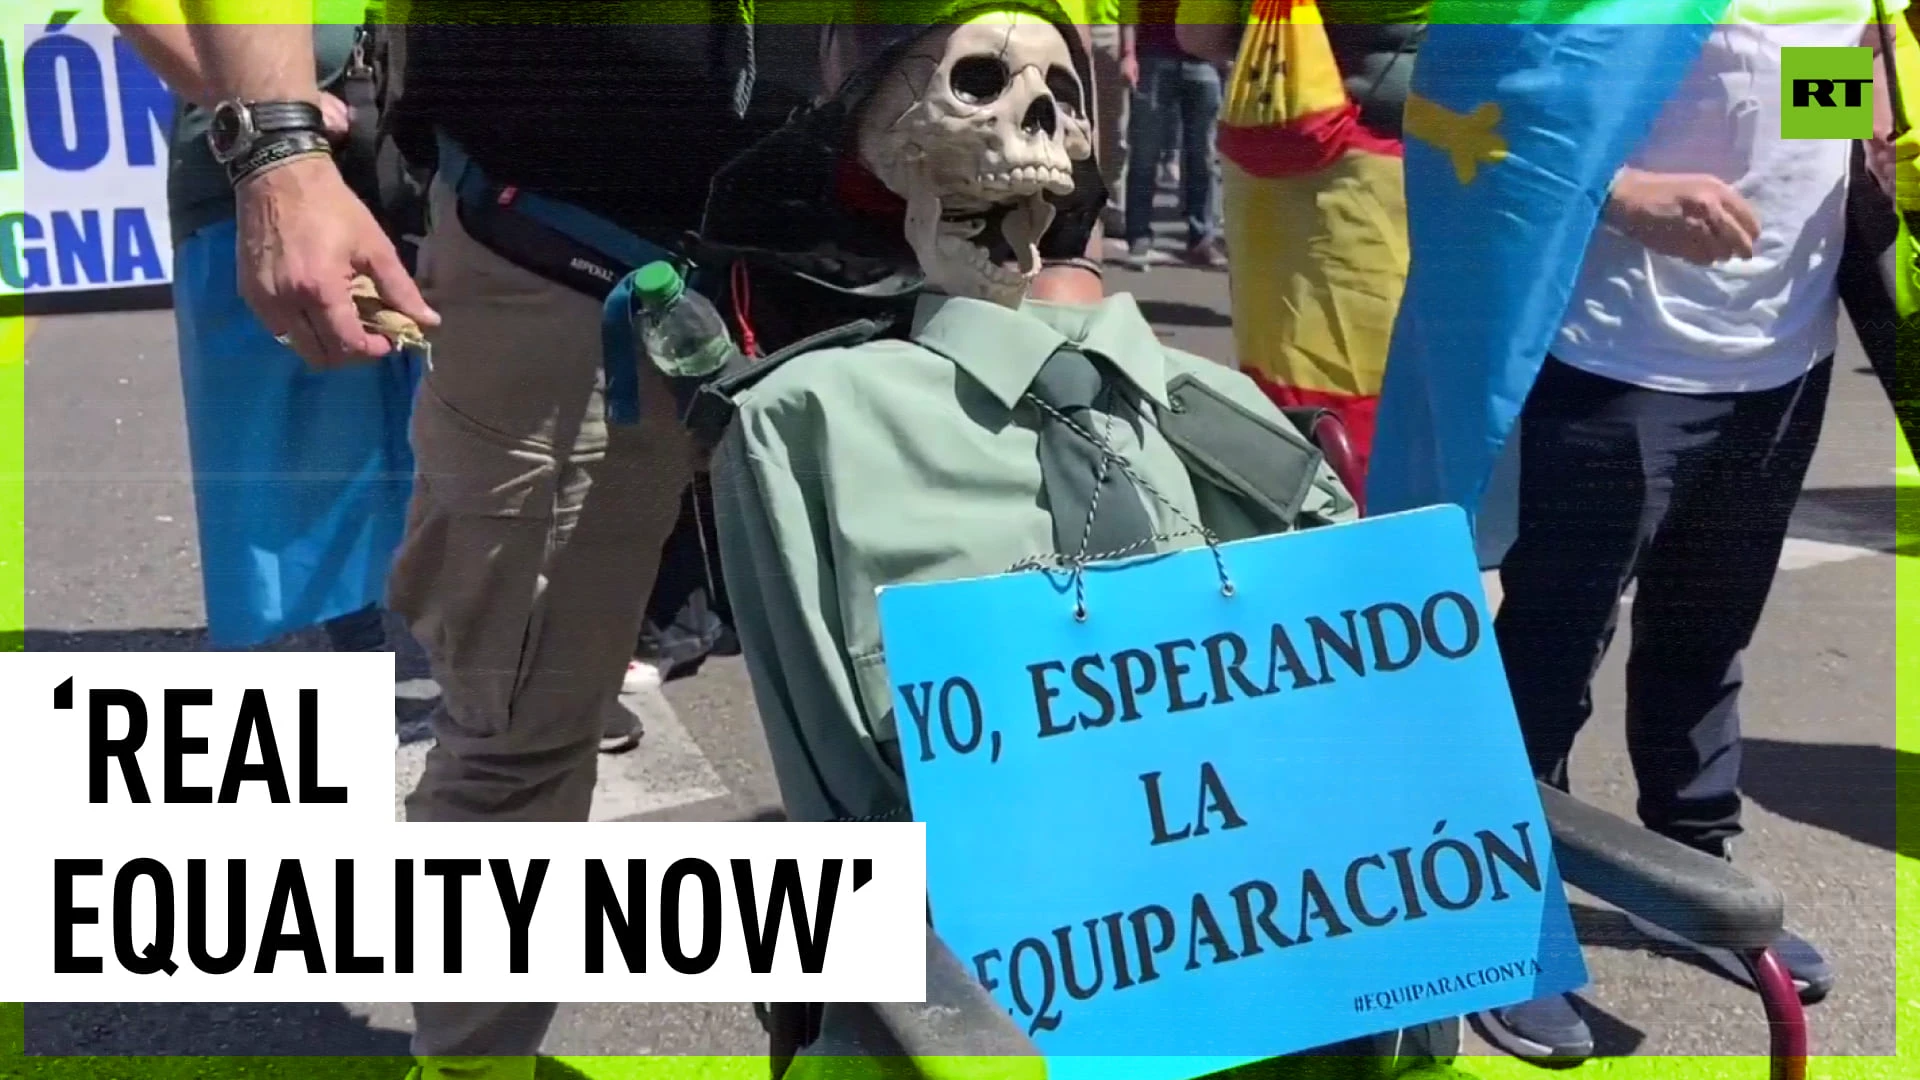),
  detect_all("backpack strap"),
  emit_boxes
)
[1158,372,1329,532]
[334,19,434,274]
[328,24,382,207]
[685,315,901,455]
